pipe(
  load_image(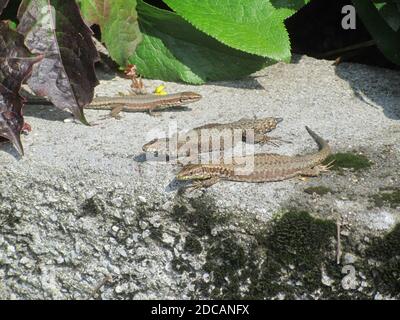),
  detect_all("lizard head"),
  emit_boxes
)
[176,164,213,181]
[179,92,202,104]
